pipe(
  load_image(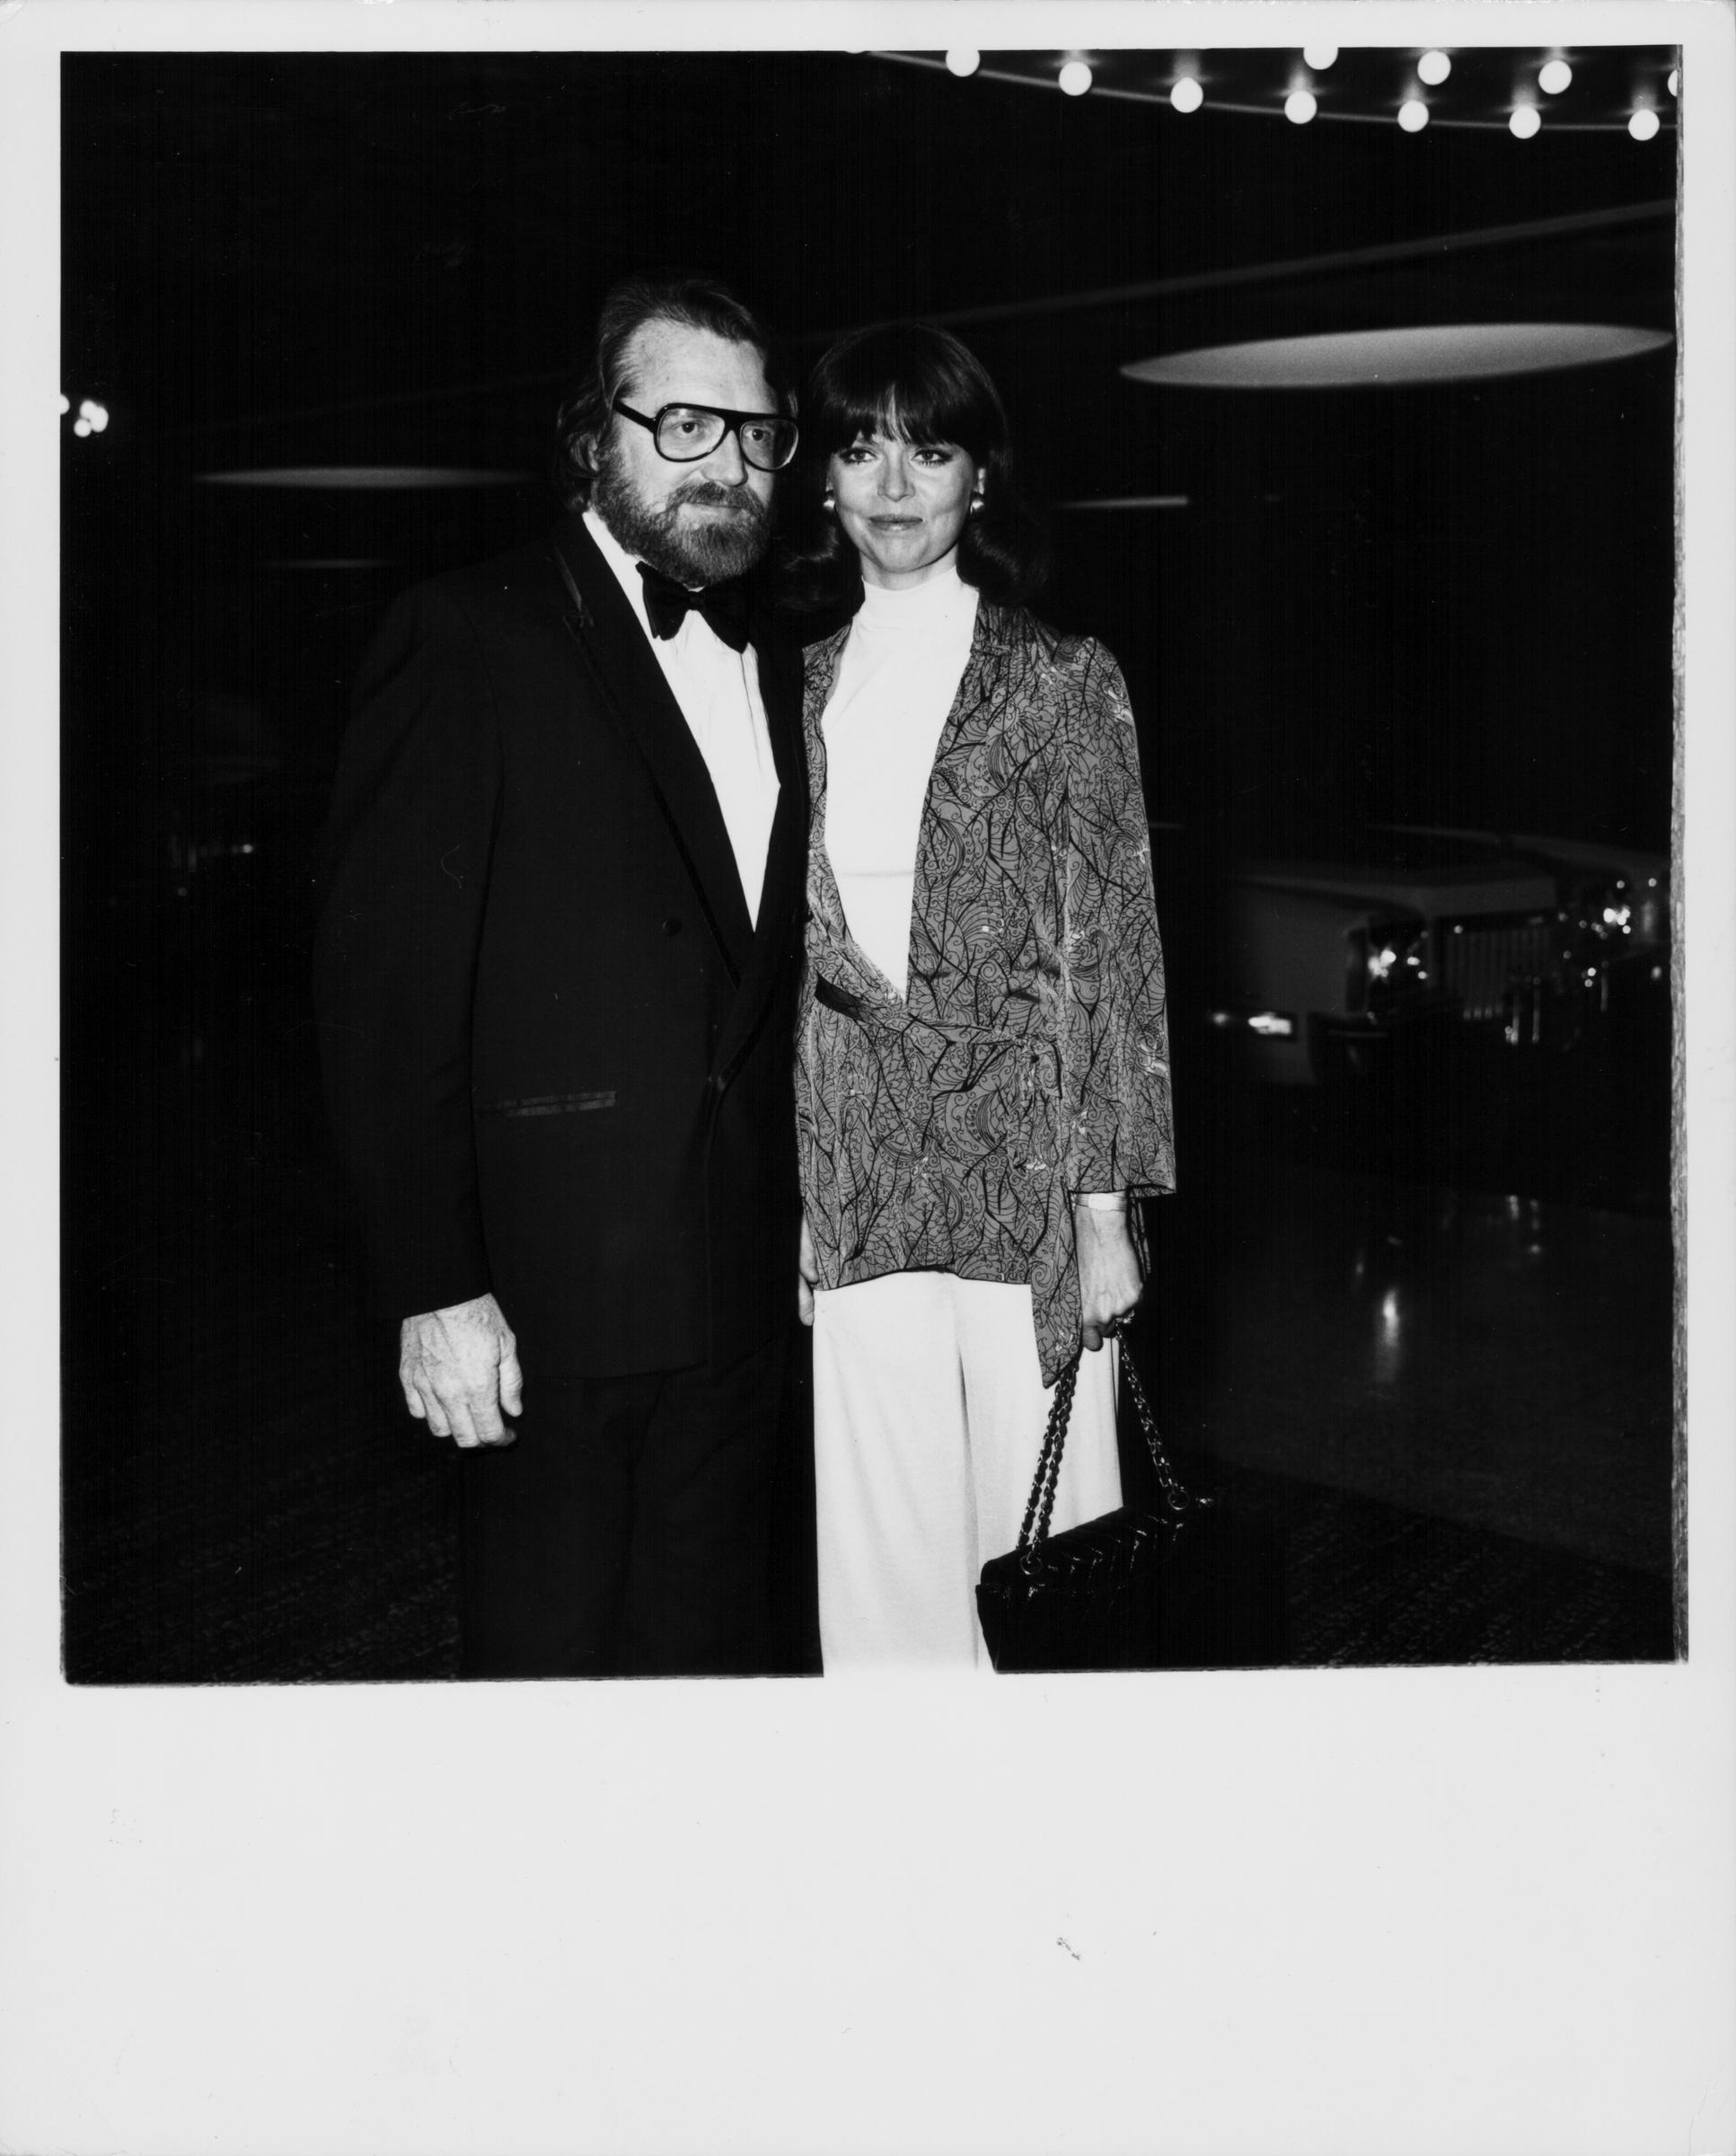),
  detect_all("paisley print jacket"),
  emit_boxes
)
[796,598,1176,1385]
